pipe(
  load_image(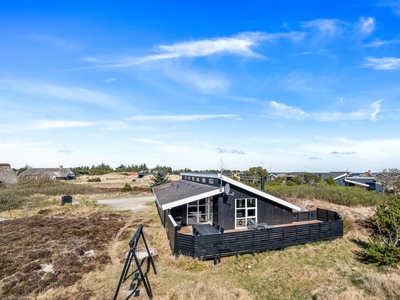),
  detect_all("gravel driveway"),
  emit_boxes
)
[96,196,155,210]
